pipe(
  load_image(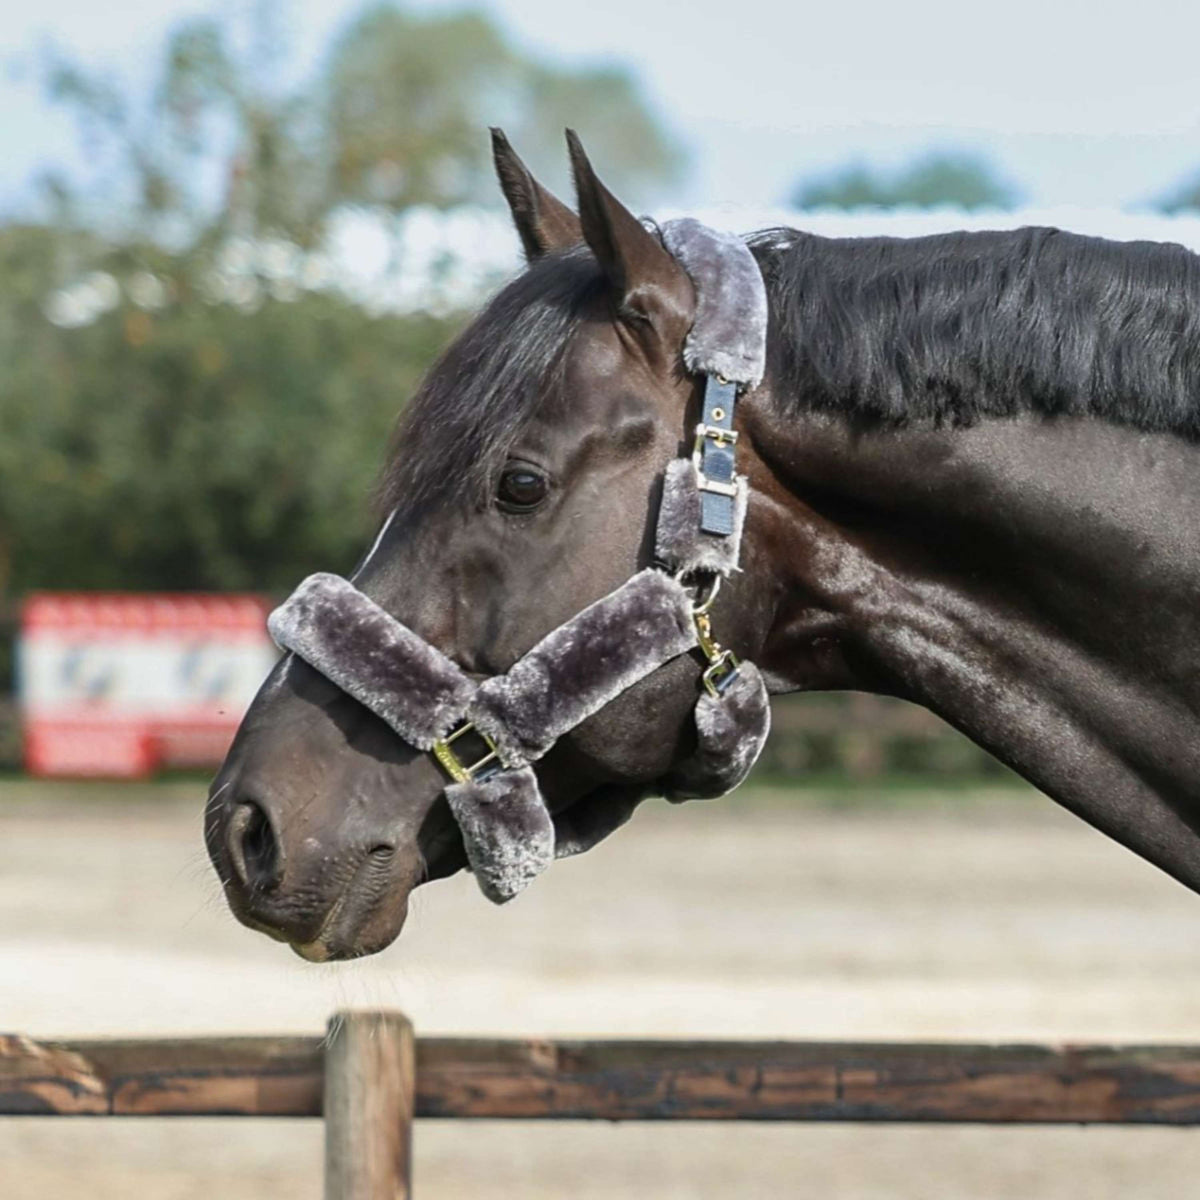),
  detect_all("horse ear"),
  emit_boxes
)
[491,128,582,261]
[566,129,693,338]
